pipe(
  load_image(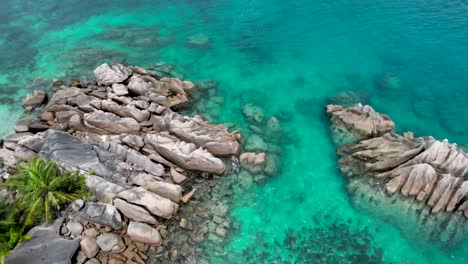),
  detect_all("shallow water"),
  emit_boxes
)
[1,0,467,263]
